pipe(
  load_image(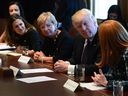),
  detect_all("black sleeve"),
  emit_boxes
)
[27,28,41,51]
[53,31,74,63]
[68,34,84,64]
